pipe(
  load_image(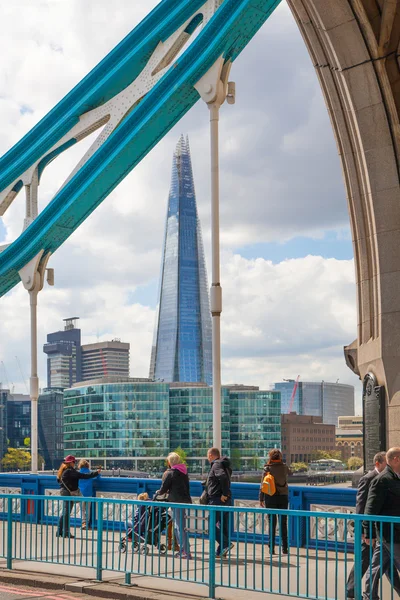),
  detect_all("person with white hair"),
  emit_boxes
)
[158,452,192,559]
